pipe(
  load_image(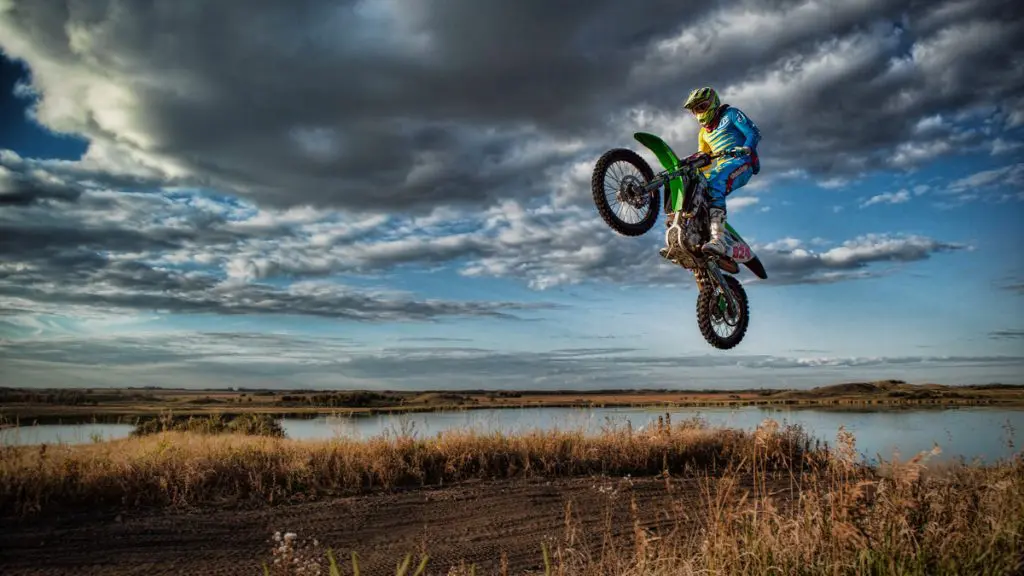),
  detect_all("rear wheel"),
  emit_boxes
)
[696,274,749,350]
[591,148,659,236]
